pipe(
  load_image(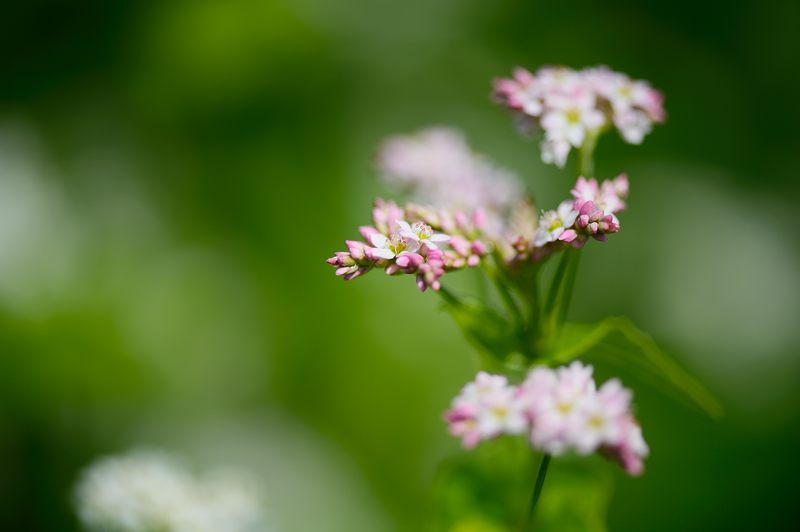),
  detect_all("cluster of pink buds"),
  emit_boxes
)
[445,362,649,475]
[506,173,628,263]
[327,199,490,292]
[493,66,665,167]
